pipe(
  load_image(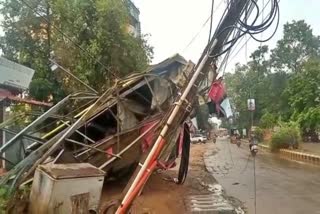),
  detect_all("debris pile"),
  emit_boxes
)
[0,54,201,213]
